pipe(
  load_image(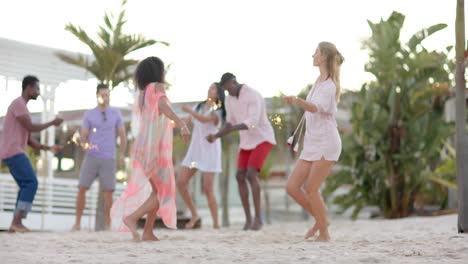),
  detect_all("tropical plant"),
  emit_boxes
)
[323,11,454,219]
[431,142,458,190]
[56,0,168,89]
